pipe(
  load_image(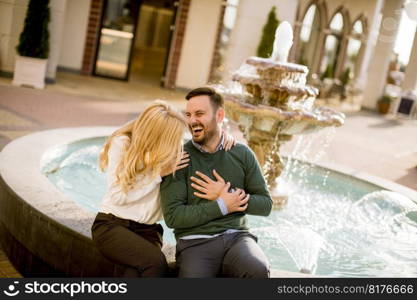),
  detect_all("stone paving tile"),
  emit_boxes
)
[1,131,33,140]
[0,134,11,151]
[0,86,133,132]
[47,72,186,104]
[0,109,37,128]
